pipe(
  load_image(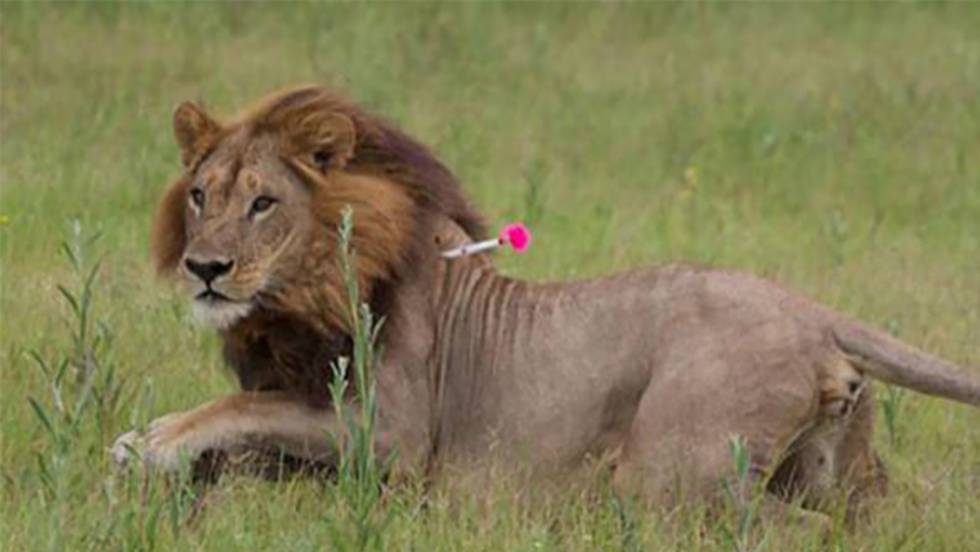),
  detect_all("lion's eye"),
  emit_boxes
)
[313,150,332,170]
[249,195,277,217]
[189,187,205,209]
